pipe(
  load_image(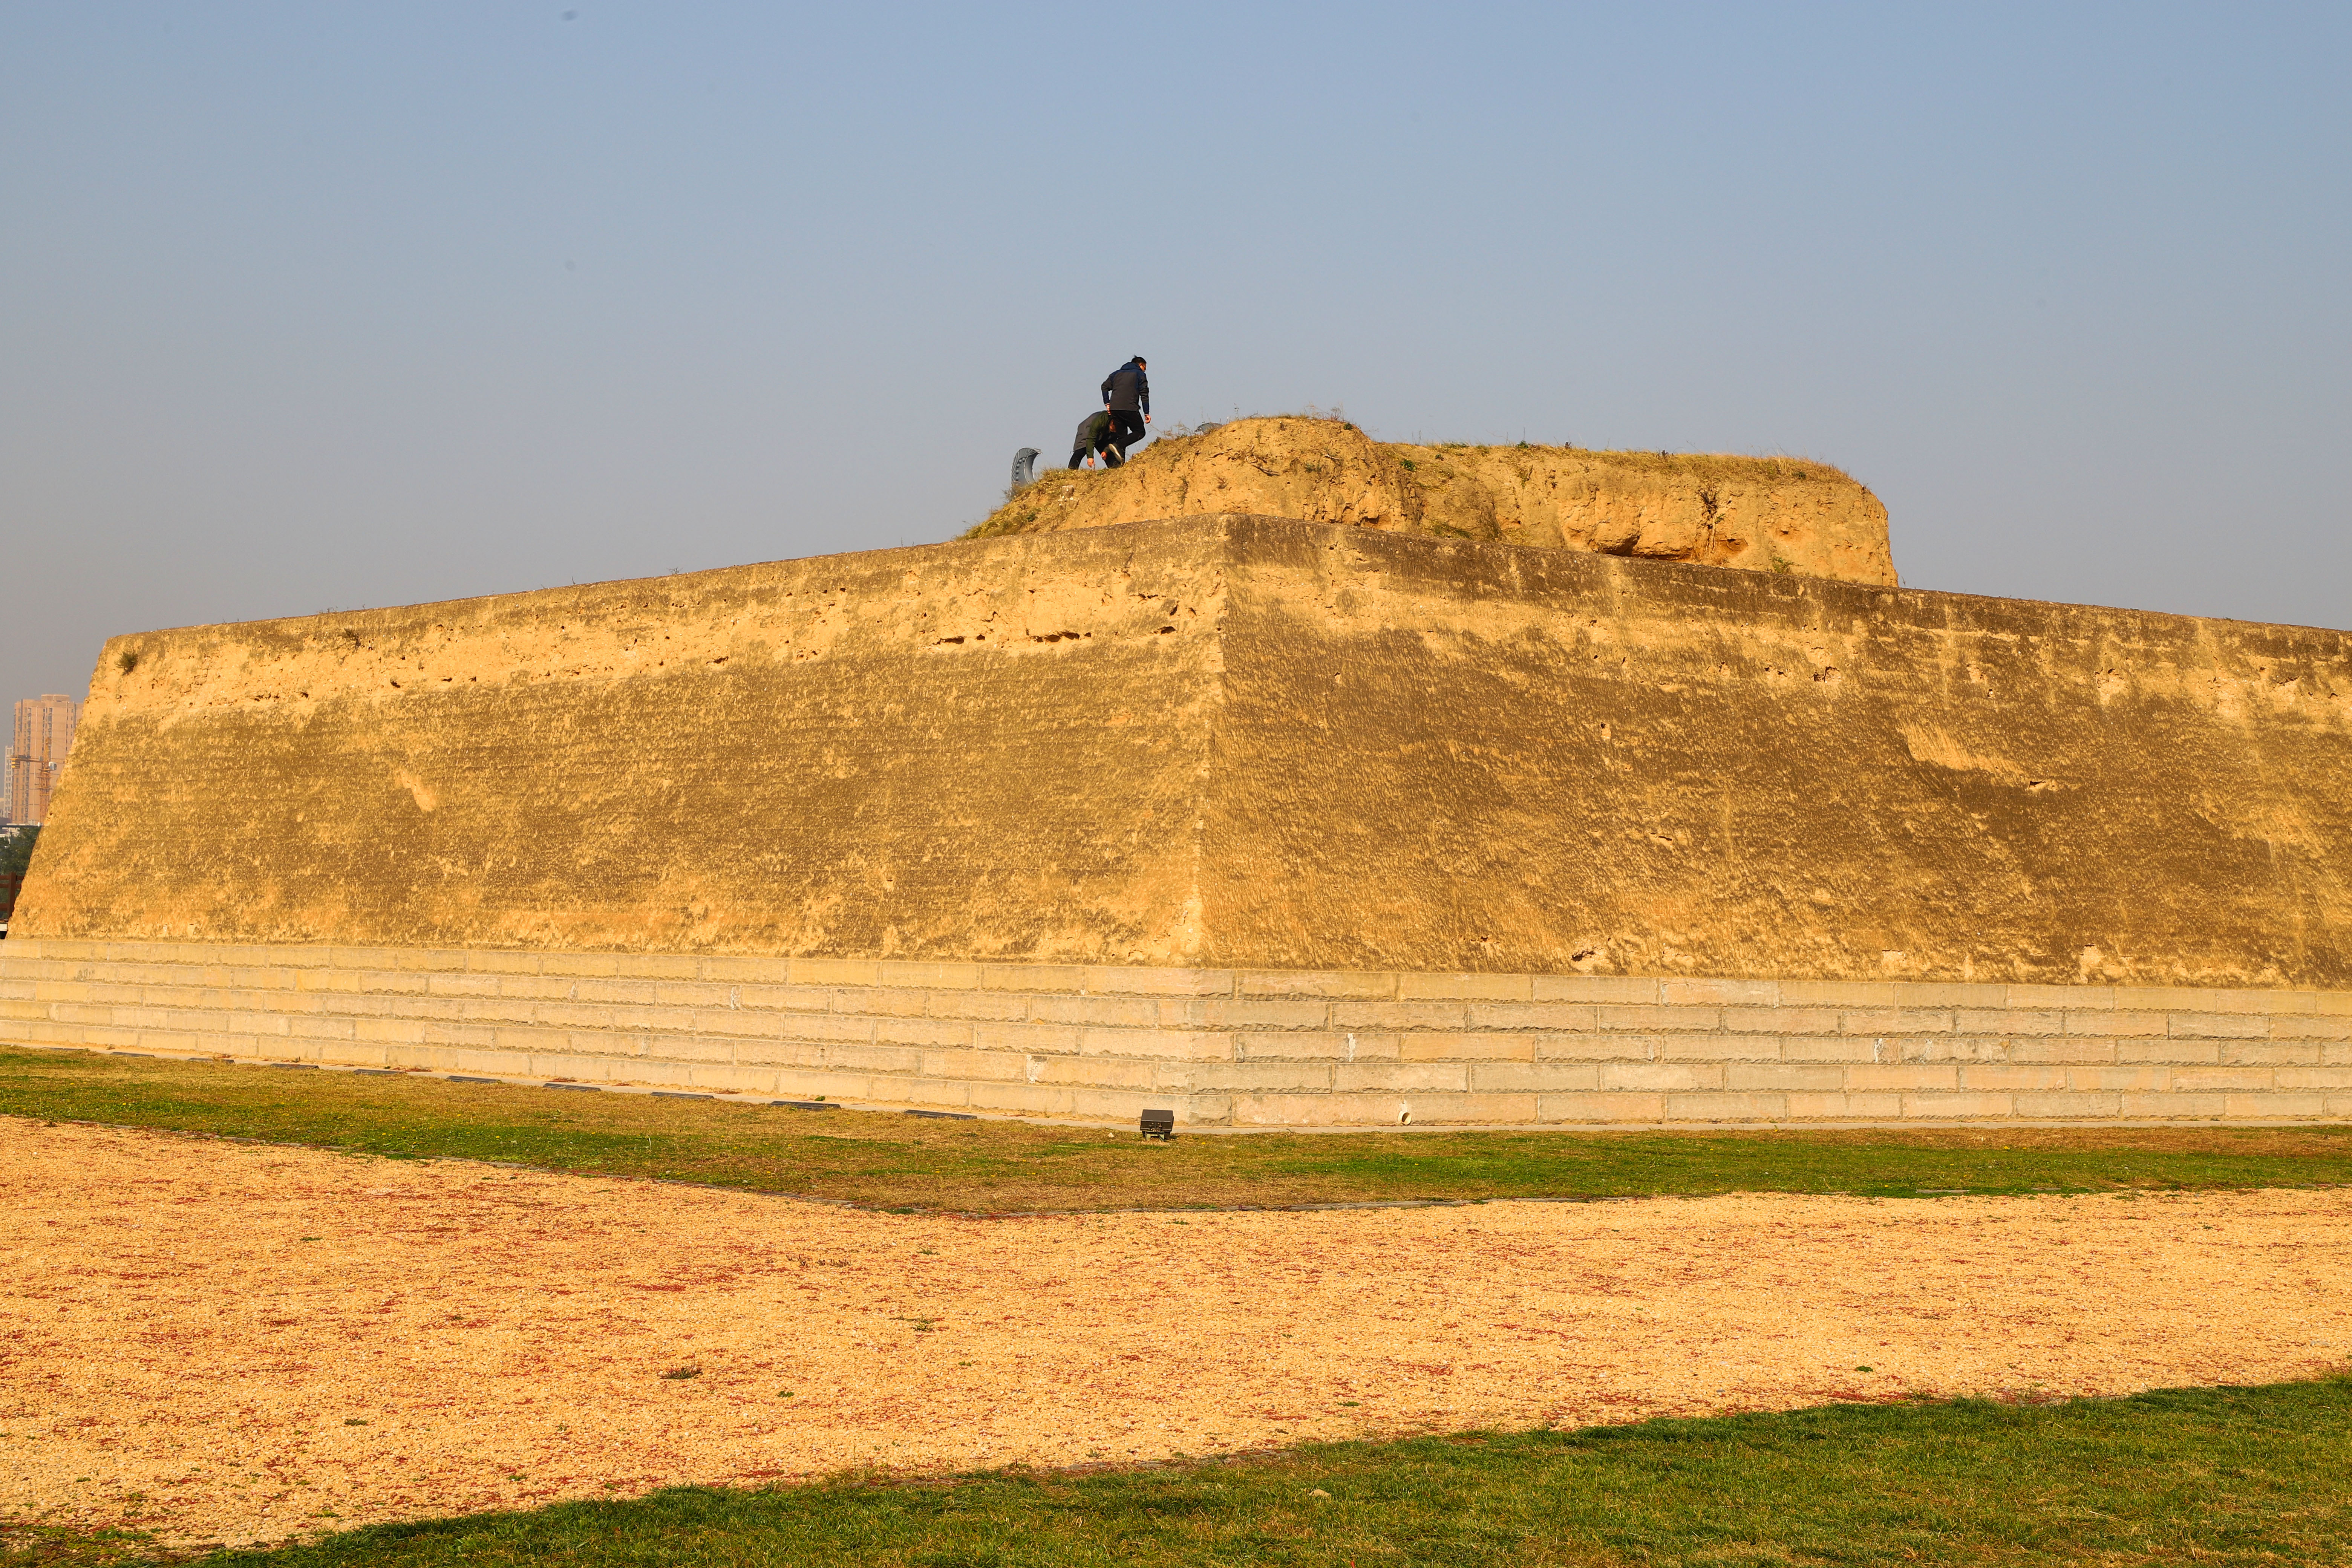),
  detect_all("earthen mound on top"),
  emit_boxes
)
[971,415,1898,587]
